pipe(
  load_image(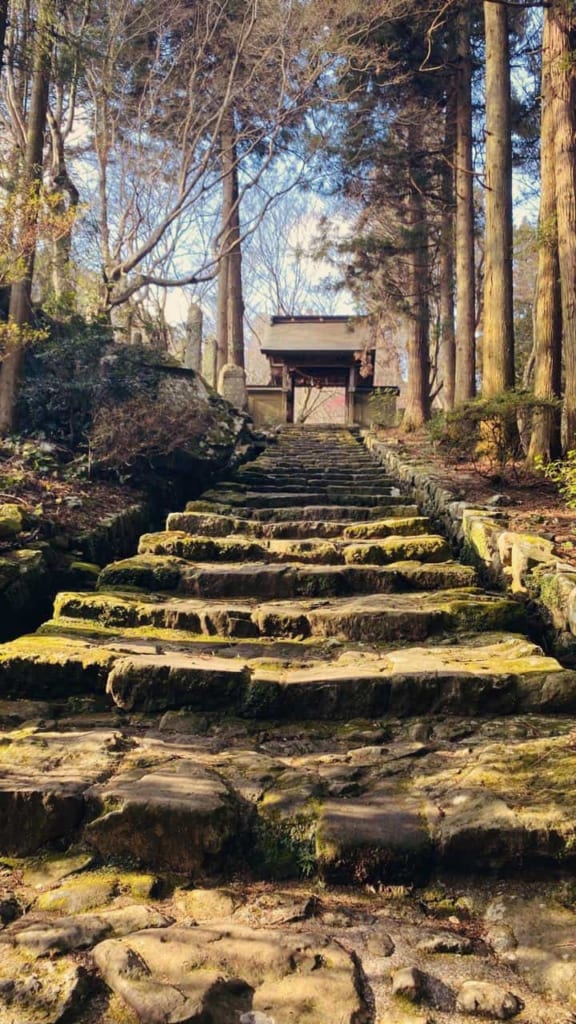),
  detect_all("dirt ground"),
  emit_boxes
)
[387,428,576,567]
[0,438,142,553]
